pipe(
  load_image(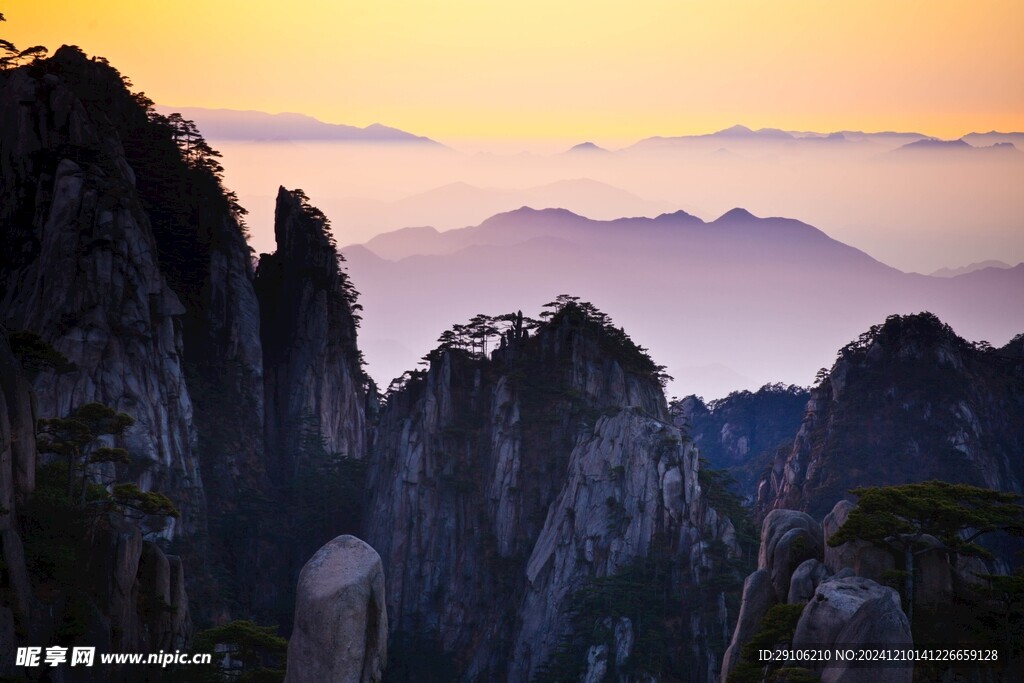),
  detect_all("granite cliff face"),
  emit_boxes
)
[755,313,1024,518]
[365,303,742,682]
